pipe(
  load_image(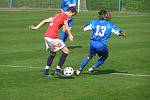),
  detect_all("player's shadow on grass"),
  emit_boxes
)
[83,69,128,75]
[42,70,75,79]
[68,45,82,49]
[55,76,75,79]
